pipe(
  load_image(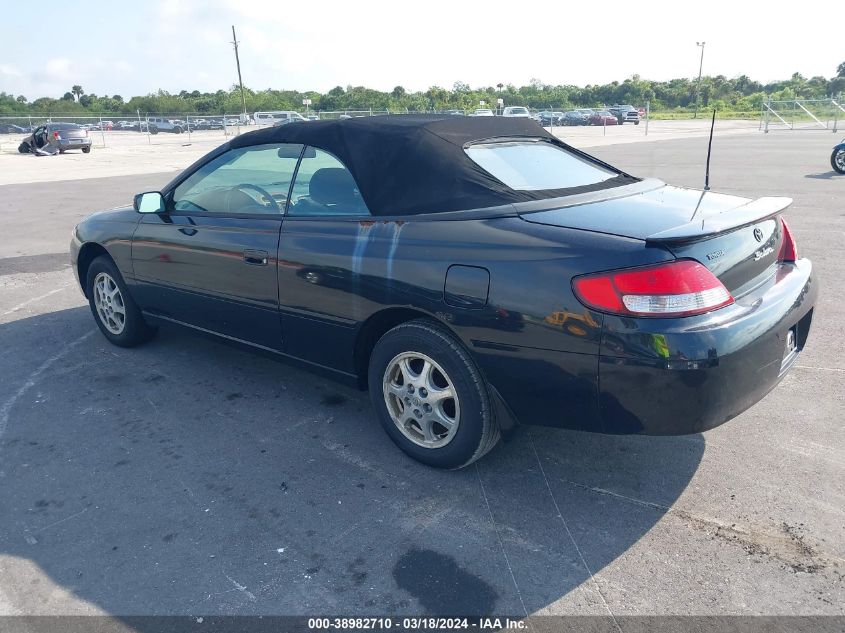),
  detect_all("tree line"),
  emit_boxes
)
[2,65,843,117]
